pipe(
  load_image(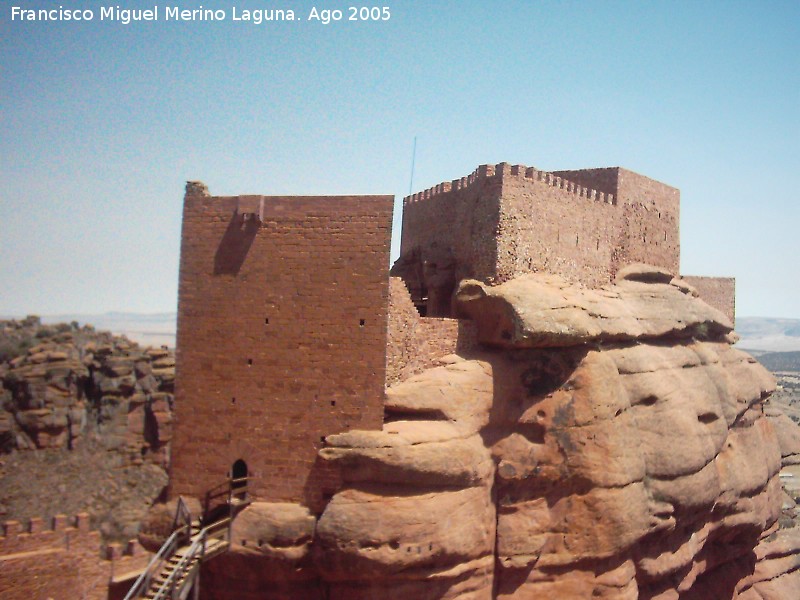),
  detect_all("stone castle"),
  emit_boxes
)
[6,161,787,600]
[170,162,735,513]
